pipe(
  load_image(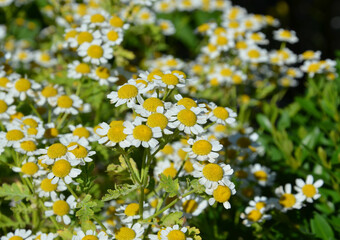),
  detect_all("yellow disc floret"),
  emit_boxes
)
[0,100,8,113]
[133,125,152,141]
[302,184,316,198]
[68,142,88,158]
[57,95,73,108]
[52,159,71,178]
[143,98,164,112]
[41,86,58,98]
[247,209,262,222]
[6,129,24,141]
[124,203,139,216]
[40,178,57,192]
[213,185,231,203]
[202,163,223,182]
[183,199,198,213]
[82,236,98,240]
[115,227,136,240]
[279,193,296,208]
[20,141,37,152]
[107,125,127,143]
[53,200,70,216]
[167,230,185,240]
[192,140,212,155]
[177,97,197,109]
[161,74,179,86]
[21,162,39,175]
[117,85,138,99]
[87,45,104,59]
[47,143,67,159]
[15,78,31,92]
[177,109,197,127]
